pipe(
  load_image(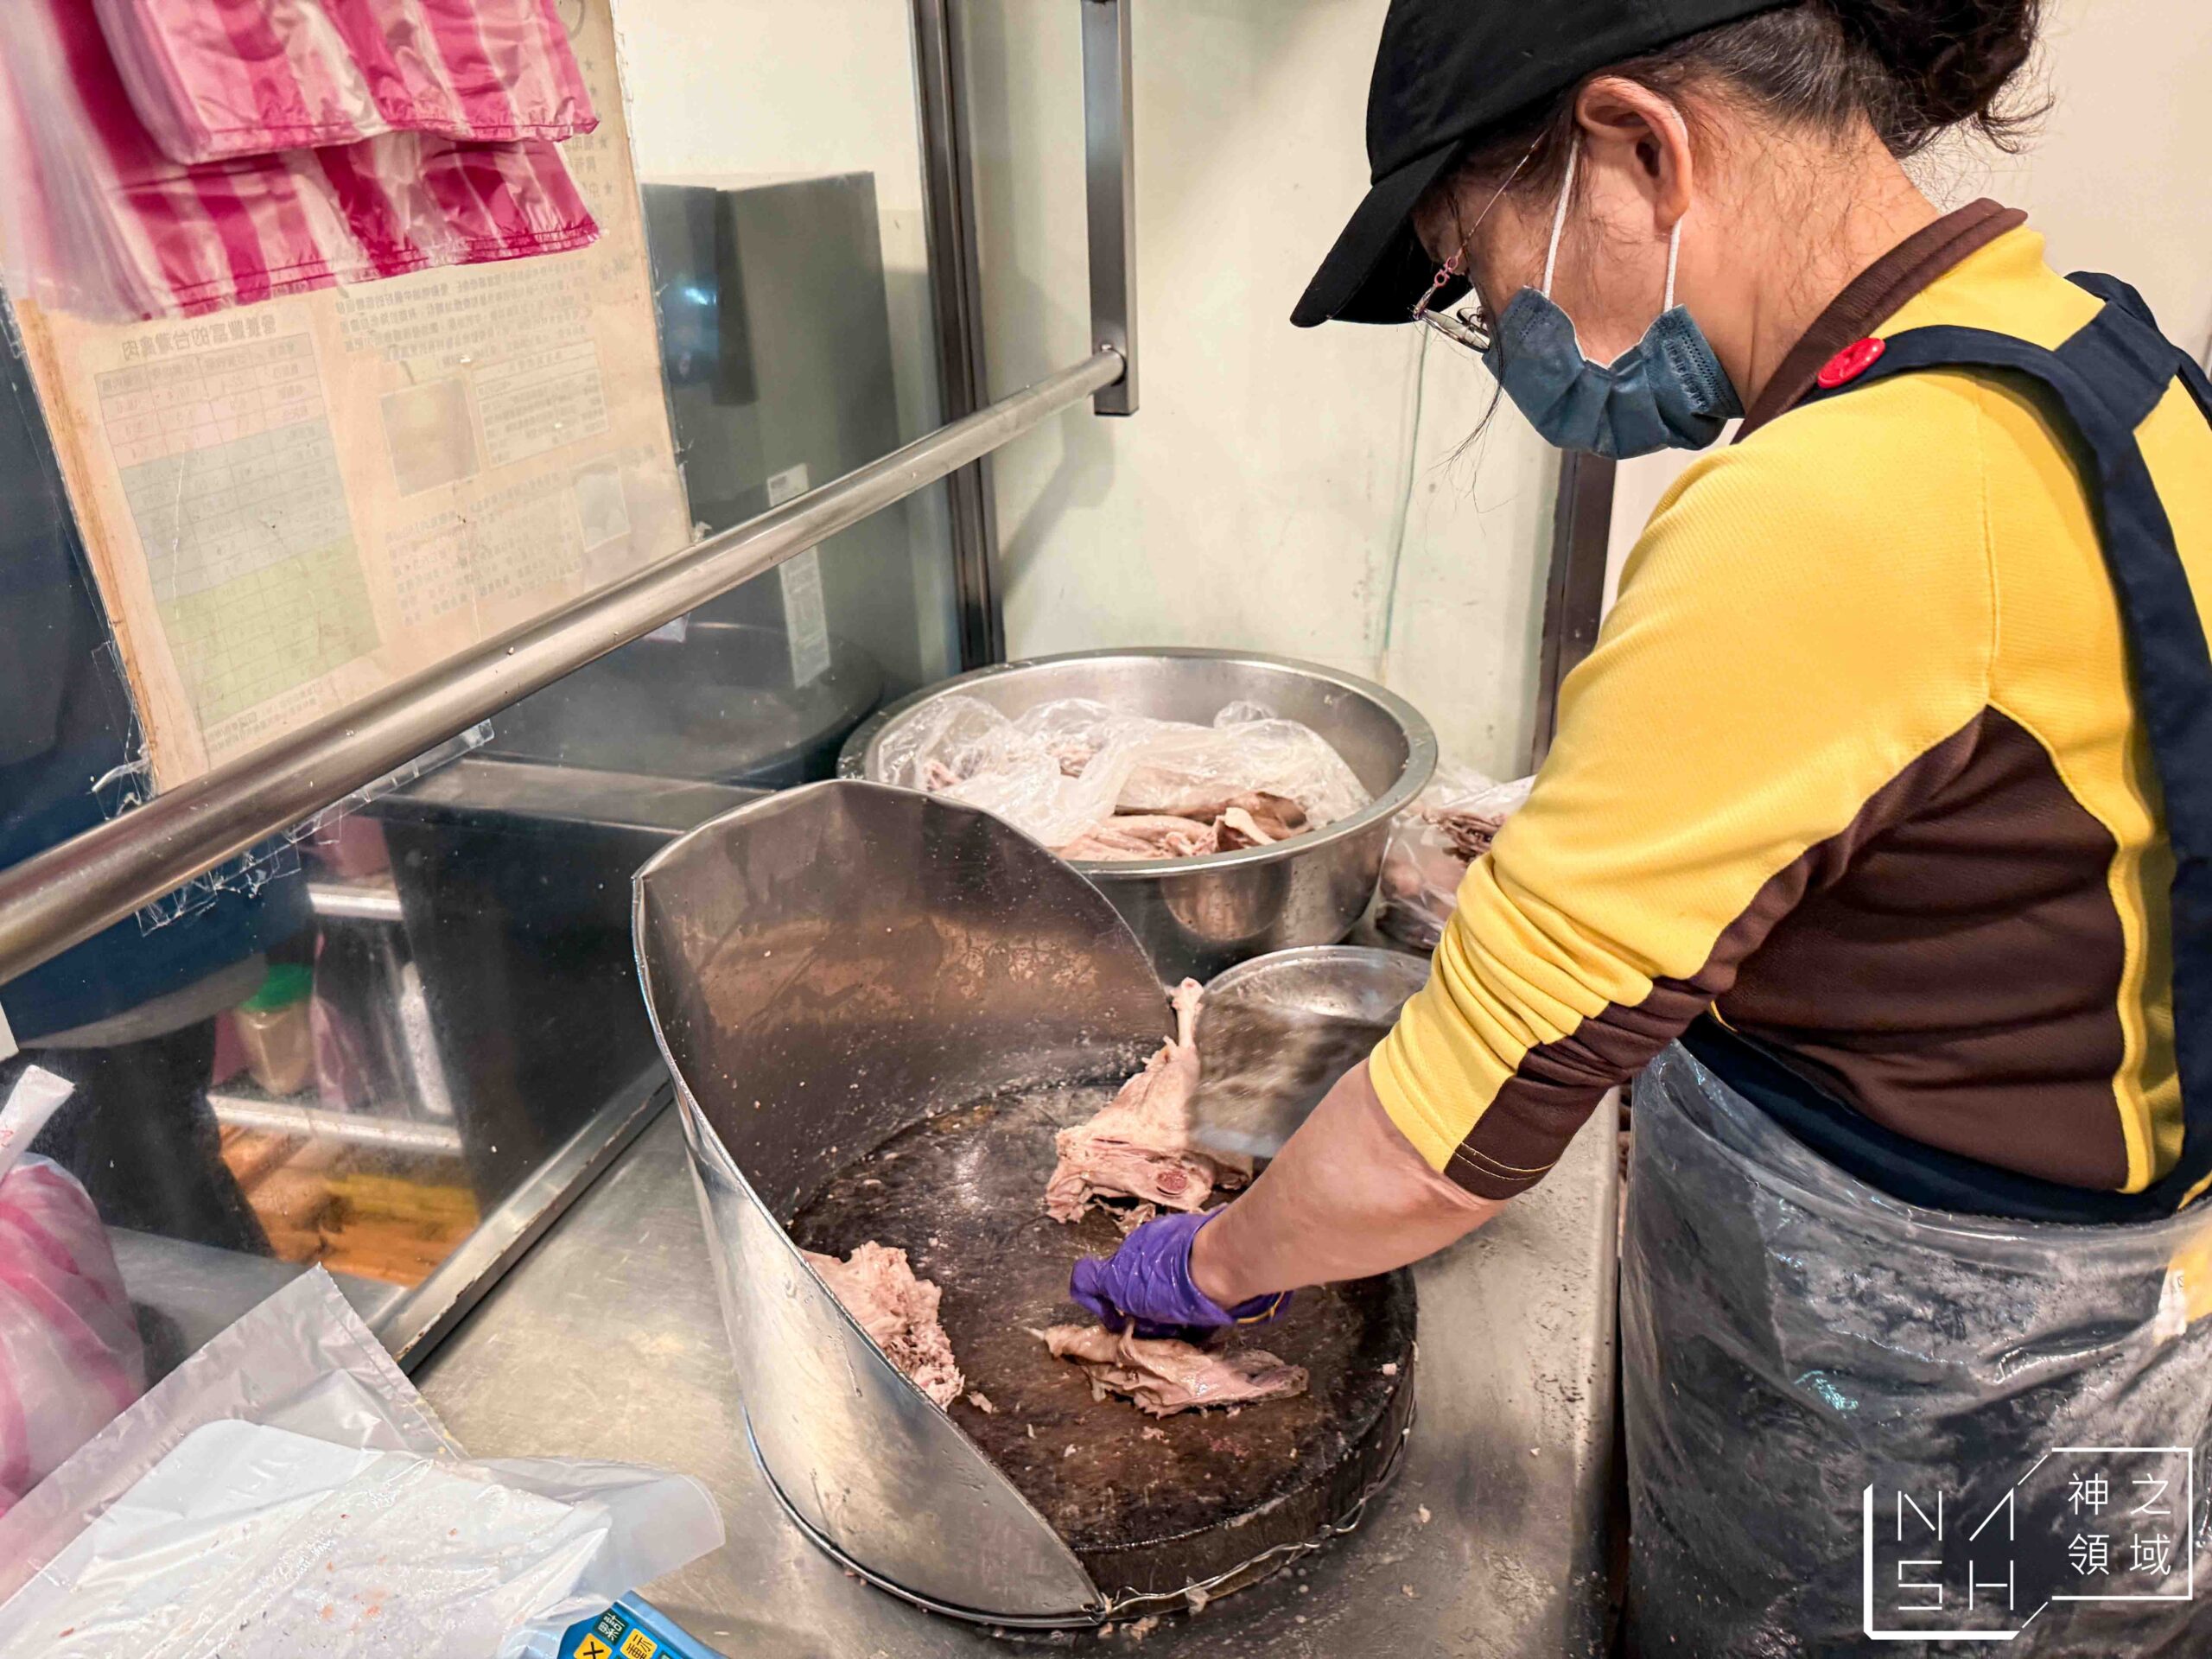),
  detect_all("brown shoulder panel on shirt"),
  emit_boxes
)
[1441,715,1985,1198]
[1721,709,2133,1192]
[1735,200,2027,440]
